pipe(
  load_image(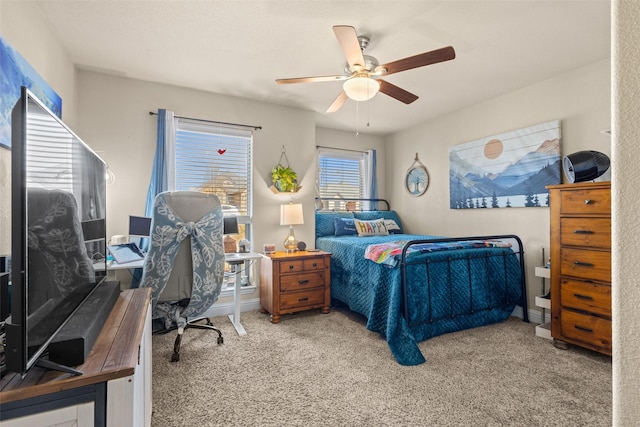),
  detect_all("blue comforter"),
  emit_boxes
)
[316,234,522,365]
